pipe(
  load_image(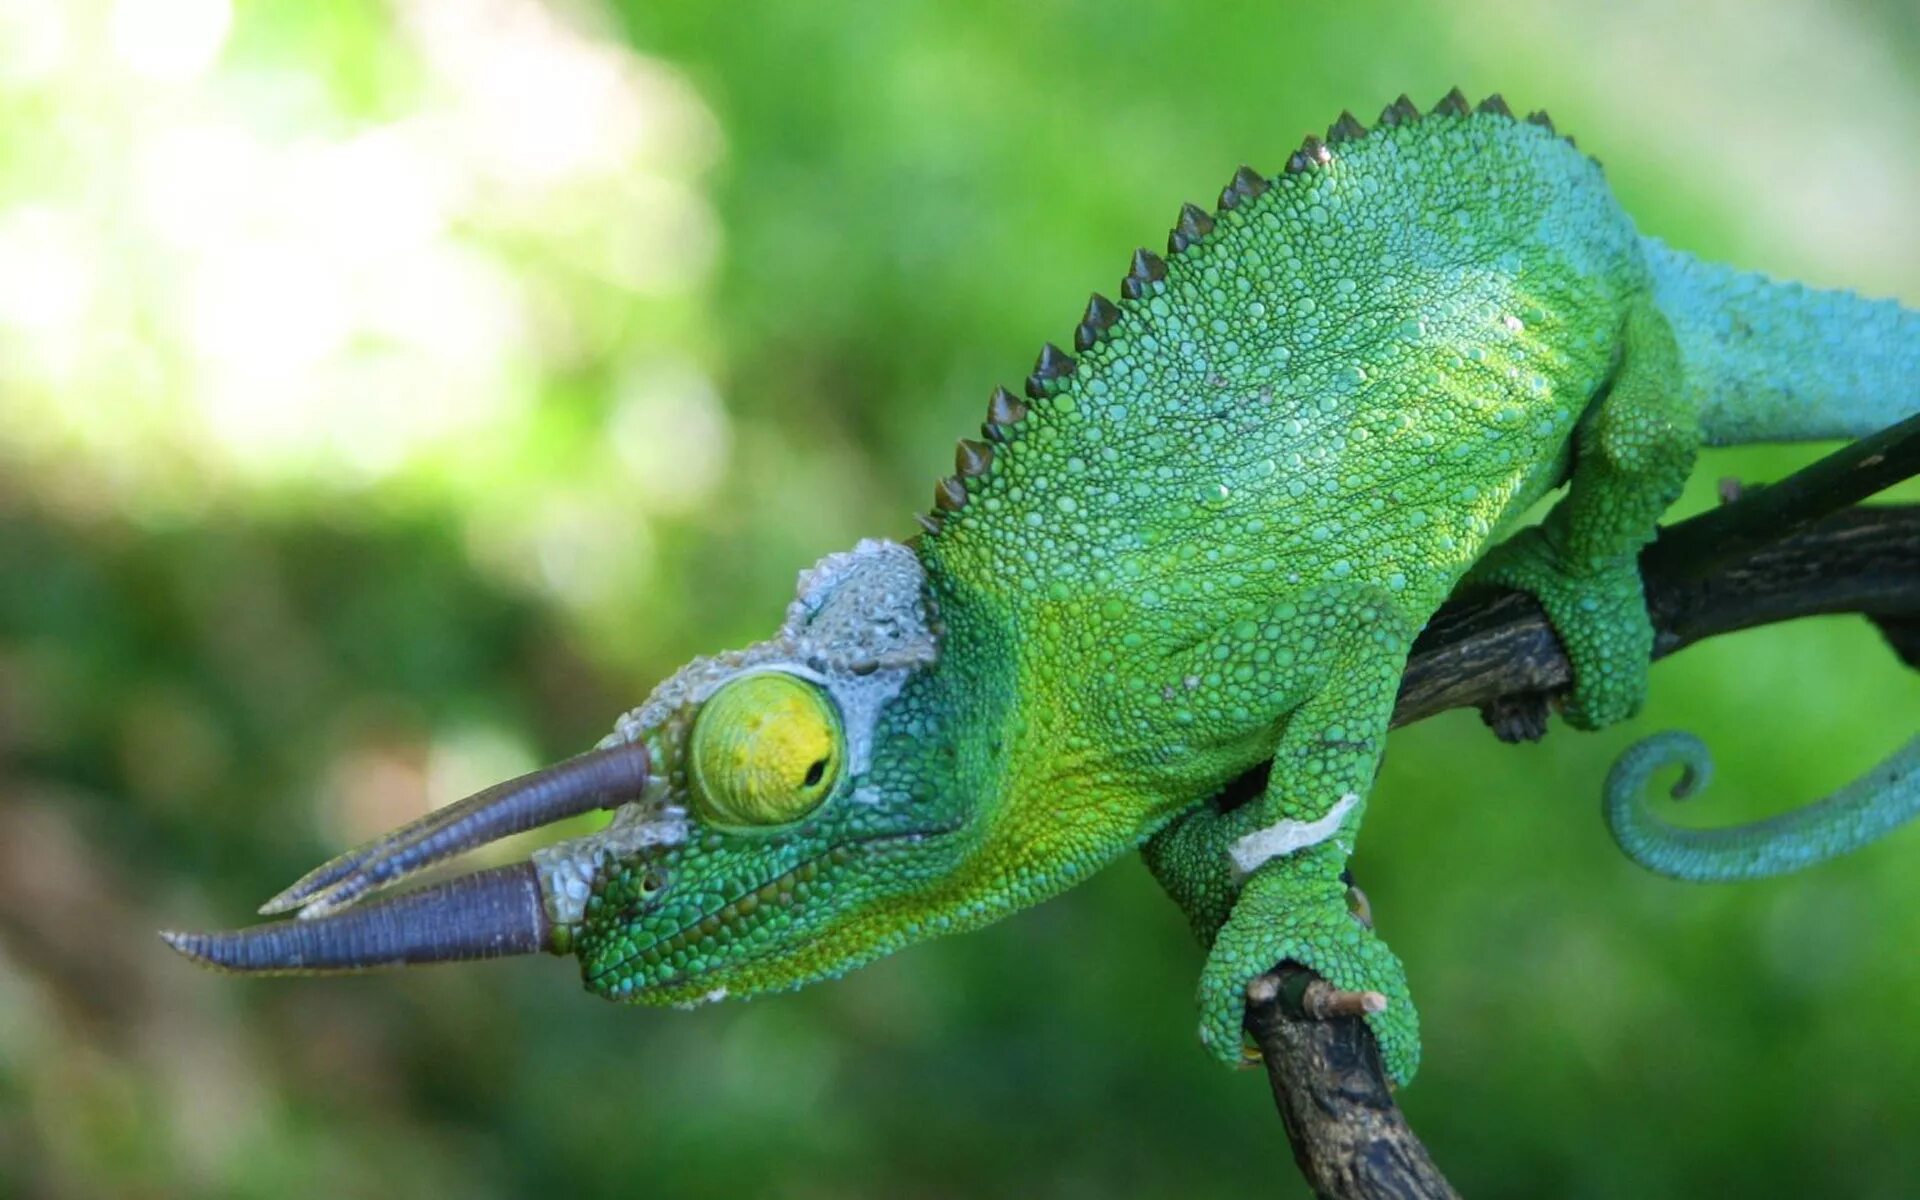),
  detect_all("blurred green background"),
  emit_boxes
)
[2,0,1917,1196]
